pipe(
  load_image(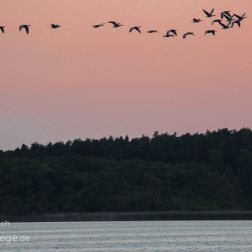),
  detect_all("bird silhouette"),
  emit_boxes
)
[19,25,30,34]
[129,26,142,33]
[221,11,232,20]
[212,19,231,29]
[192,18,202,23]
[223,16,234,22]
[183,32,195,39]
[233,13,246,21]
[168,29,177,36]
[212,19,222,25]
[163,30,175,38]
[108,21,123,28]
[50,24,61,29]
[205,30,216,36]
[203,9,215,18]
[216,20,232,29]
[0,26,5,33]
[231,20,241,28]
[93,23,105,28]
[147,30,158,33]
